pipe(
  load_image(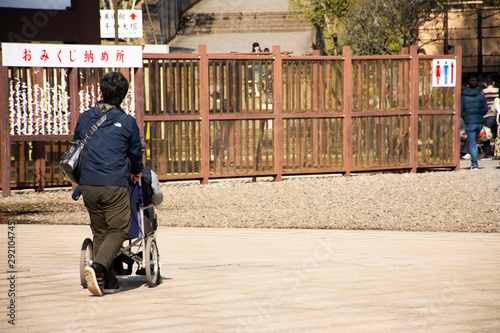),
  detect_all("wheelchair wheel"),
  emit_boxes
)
[145,238,160,287]
[79,238,93,288]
